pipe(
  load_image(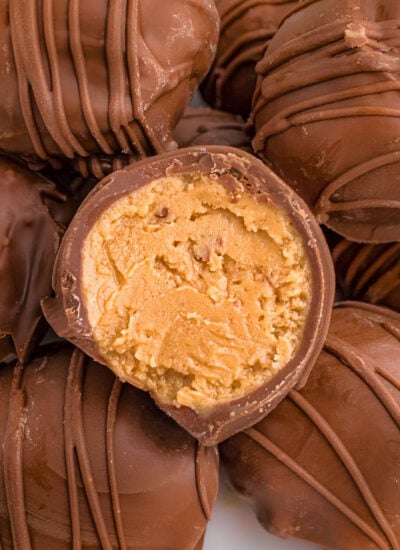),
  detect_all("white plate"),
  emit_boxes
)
[204,472,319,550]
